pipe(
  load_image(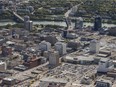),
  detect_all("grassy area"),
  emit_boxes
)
[0,0,116,24]
[77,0,116,20]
